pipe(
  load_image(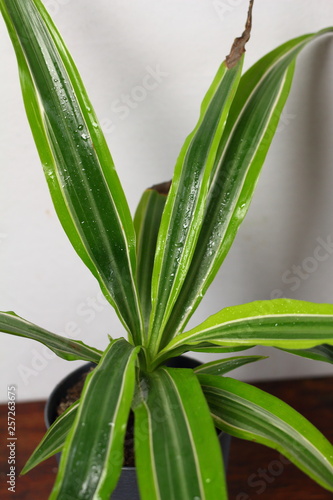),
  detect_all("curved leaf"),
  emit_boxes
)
[21,400,79,475]
[133,367,226,500]
[281,344,333,364]
[0,311,101,363]
[199,374,333,492]
[0,0,143,340]
[148,56,245,354]
[49,338,139,500]
[151,343,254,370]
[163,28,333,340]
[134,184,169,332]
[160,299,333,358]
[191,345,253,354]
[194,355,266,376]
